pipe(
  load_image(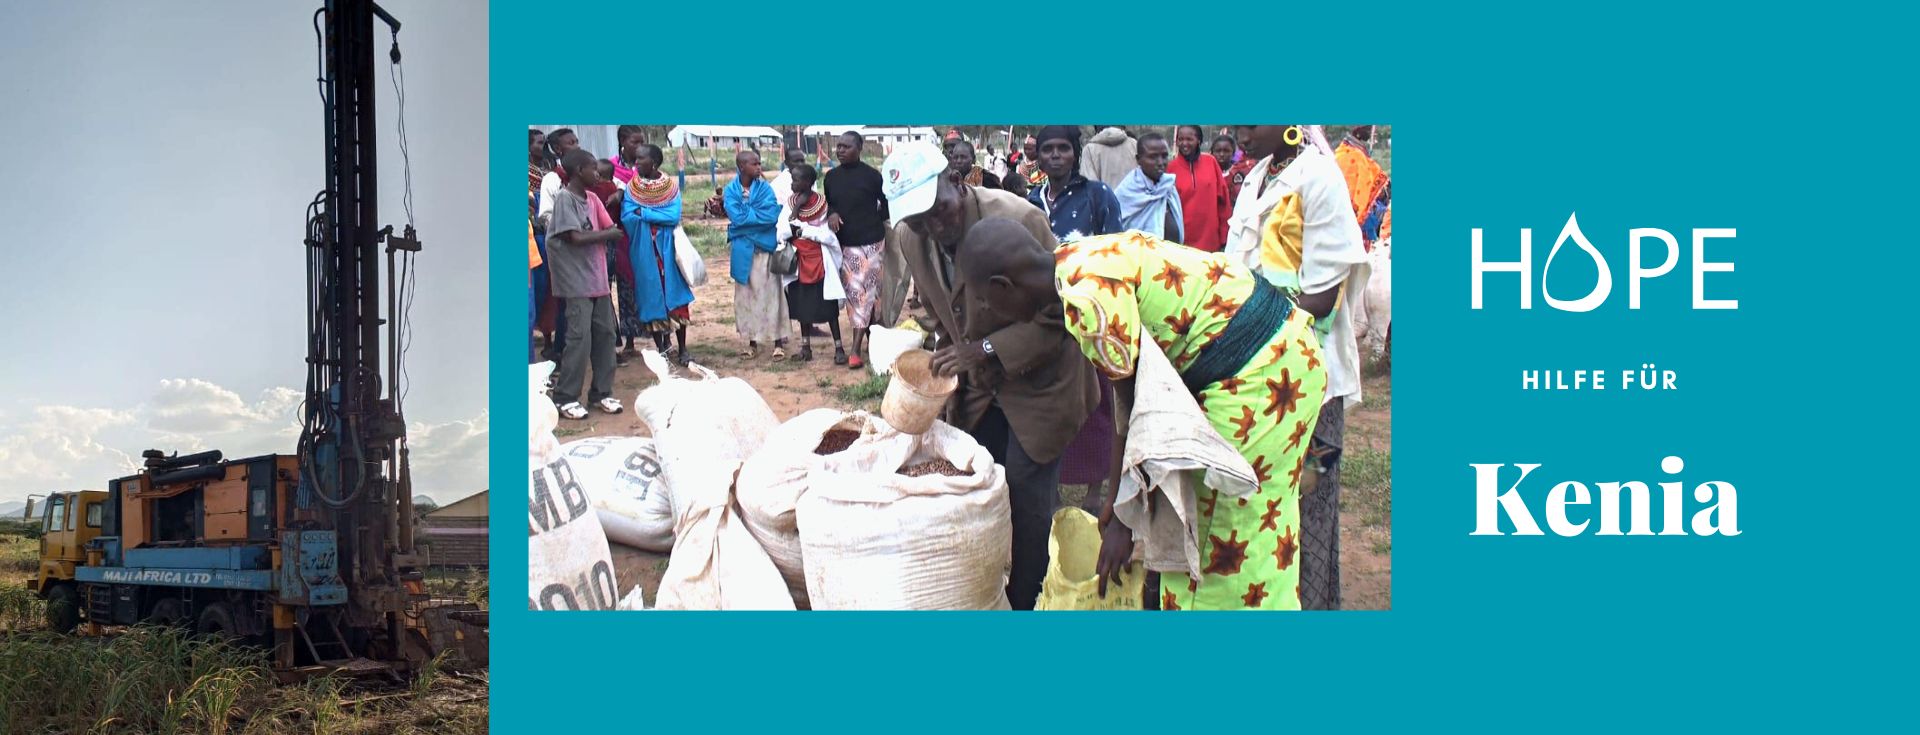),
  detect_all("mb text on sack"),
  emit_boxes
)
[559,436,675,552]
[528,362,619,610]
[795,420,1013,610]
[735,409,894,608]
[633,350,793,610]
[1036,507,1144,611]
